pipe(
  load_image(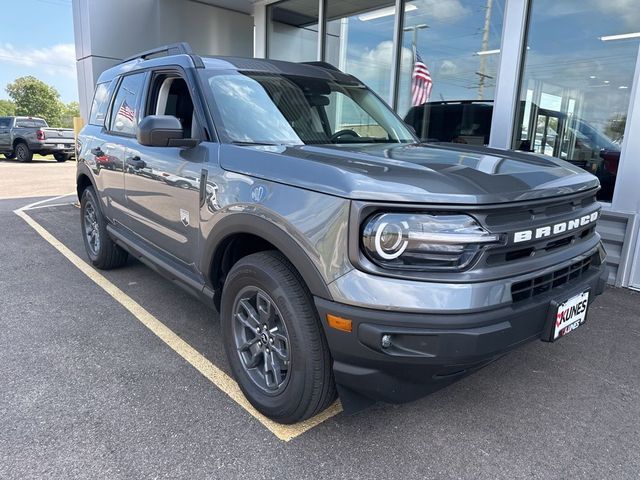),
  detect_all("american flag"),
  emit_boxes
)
[117,100,135,122]
[411,51,432,106]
